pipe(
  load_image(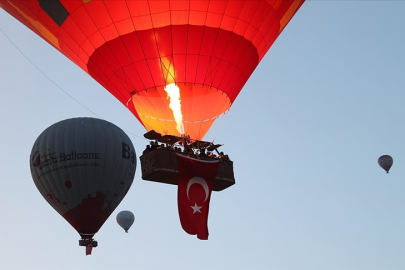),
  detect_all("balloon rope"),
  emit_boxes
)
[211,111,228,144]
[0,28,101,118]
[0,28,146,141]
